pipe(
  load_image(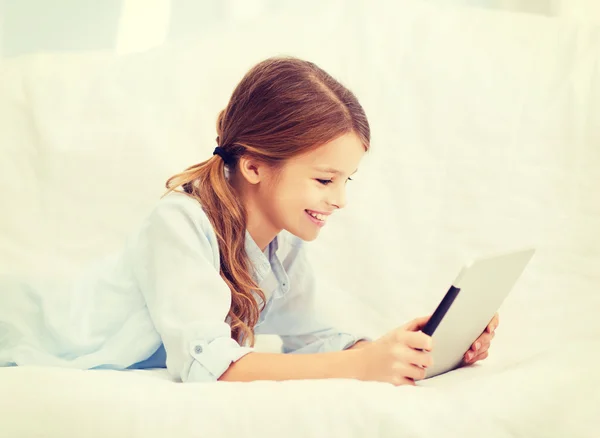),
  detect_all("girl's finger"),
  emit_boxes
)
[405,331,433,351]
[409,349,434,369]
[465,347,489,364]
[405,364,427,381]
[473,331,494,350]
[475,341,491,356]
[403,315,431,332]
[470,343,493,363]
[486,313,499,333]
[468,333,494,359]
[473,350,489,363]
